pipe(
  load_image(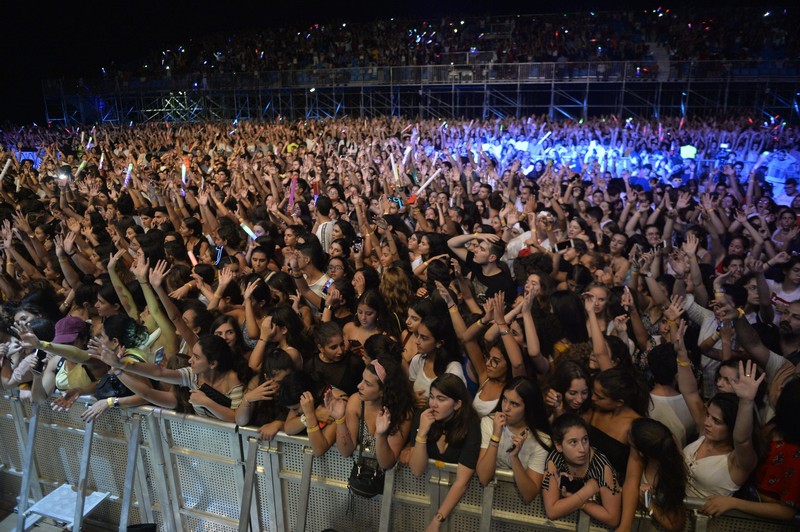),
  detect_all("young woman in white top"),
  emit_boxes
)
[674,320,762,498]
[476,377,552,502]
[407,315,466,409]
